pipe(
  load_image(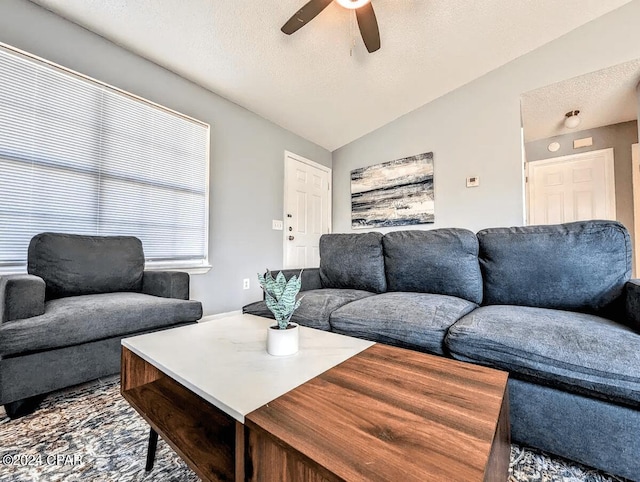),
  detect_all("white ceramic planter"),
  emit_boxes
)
[267,323,299,356]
